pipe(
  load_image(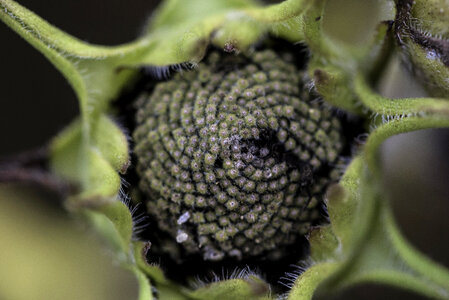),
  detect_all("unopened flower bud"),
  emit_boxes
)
[134,50,345,261]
